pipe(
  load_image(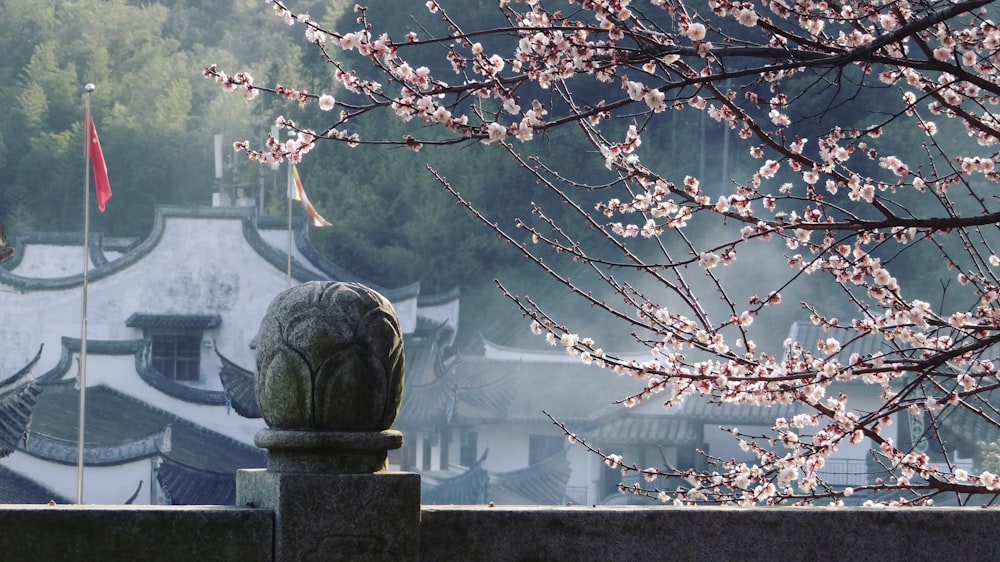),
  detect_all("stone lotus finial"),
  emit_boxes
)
[254,281,405,432]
